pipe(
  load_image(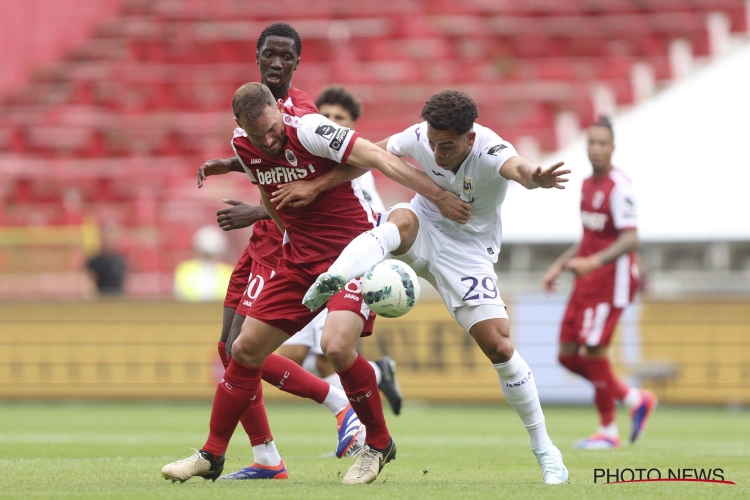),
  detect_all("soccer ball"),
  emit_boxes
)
[362,259,420,318]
